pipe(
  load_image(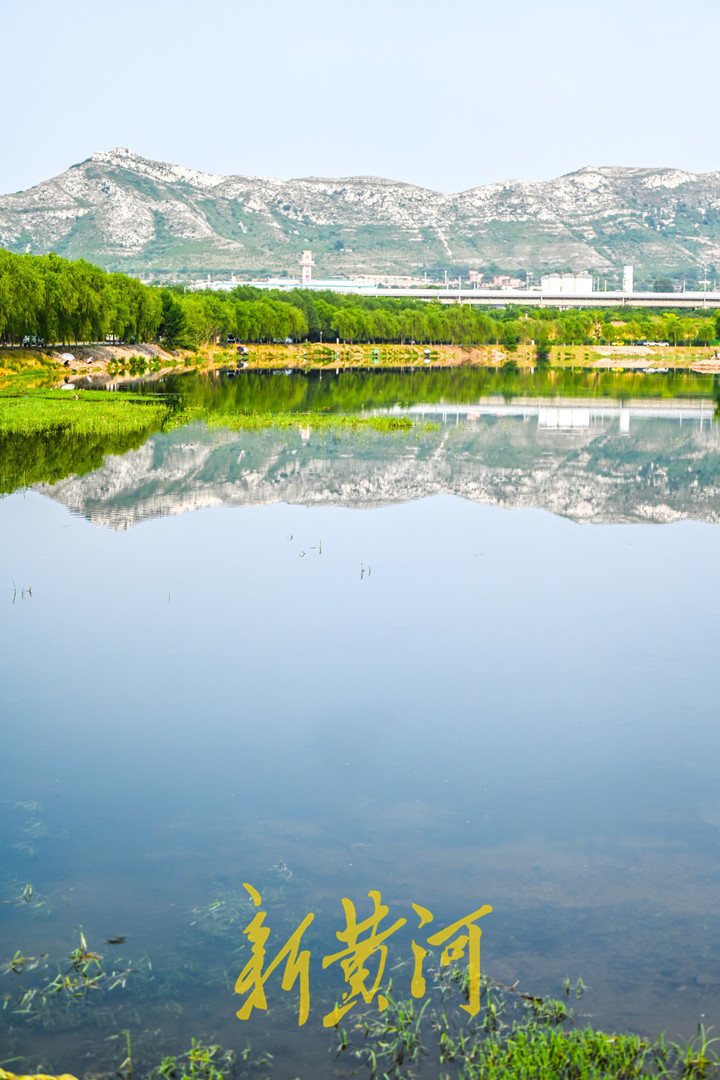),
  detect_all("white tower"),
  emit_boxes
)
[623,265,634,294]
[300,250,314,287]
